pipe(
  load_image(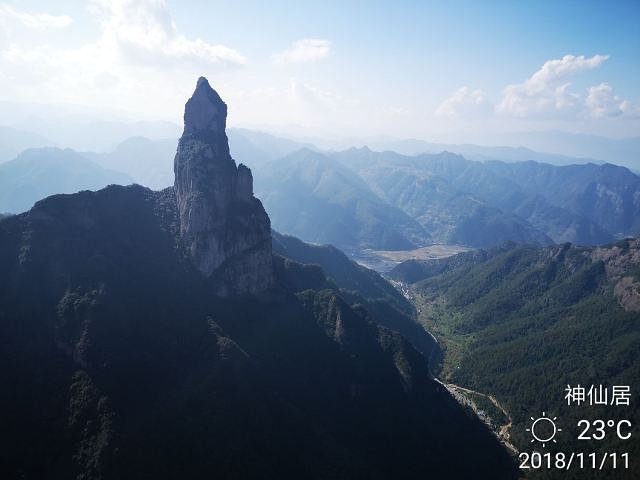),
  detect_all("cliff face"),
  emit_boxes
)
[174,77,273,295]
